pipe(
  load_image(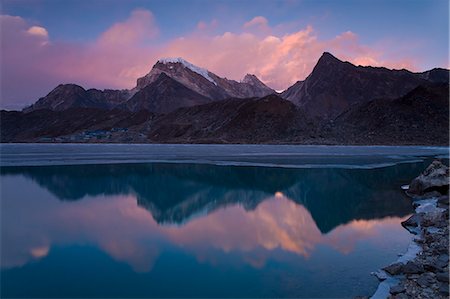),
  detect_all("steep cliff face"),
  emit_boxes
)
[281,52,441,118]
